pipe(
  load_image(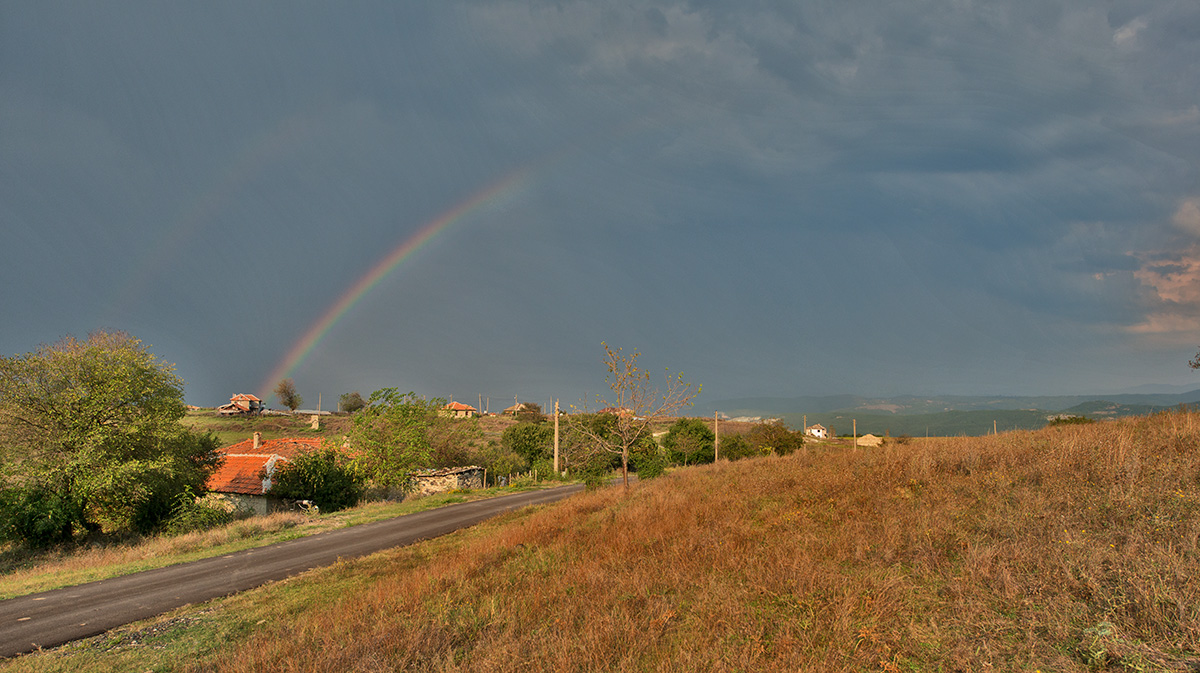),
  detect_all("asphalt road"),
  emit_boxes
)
[0,484,585,658]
